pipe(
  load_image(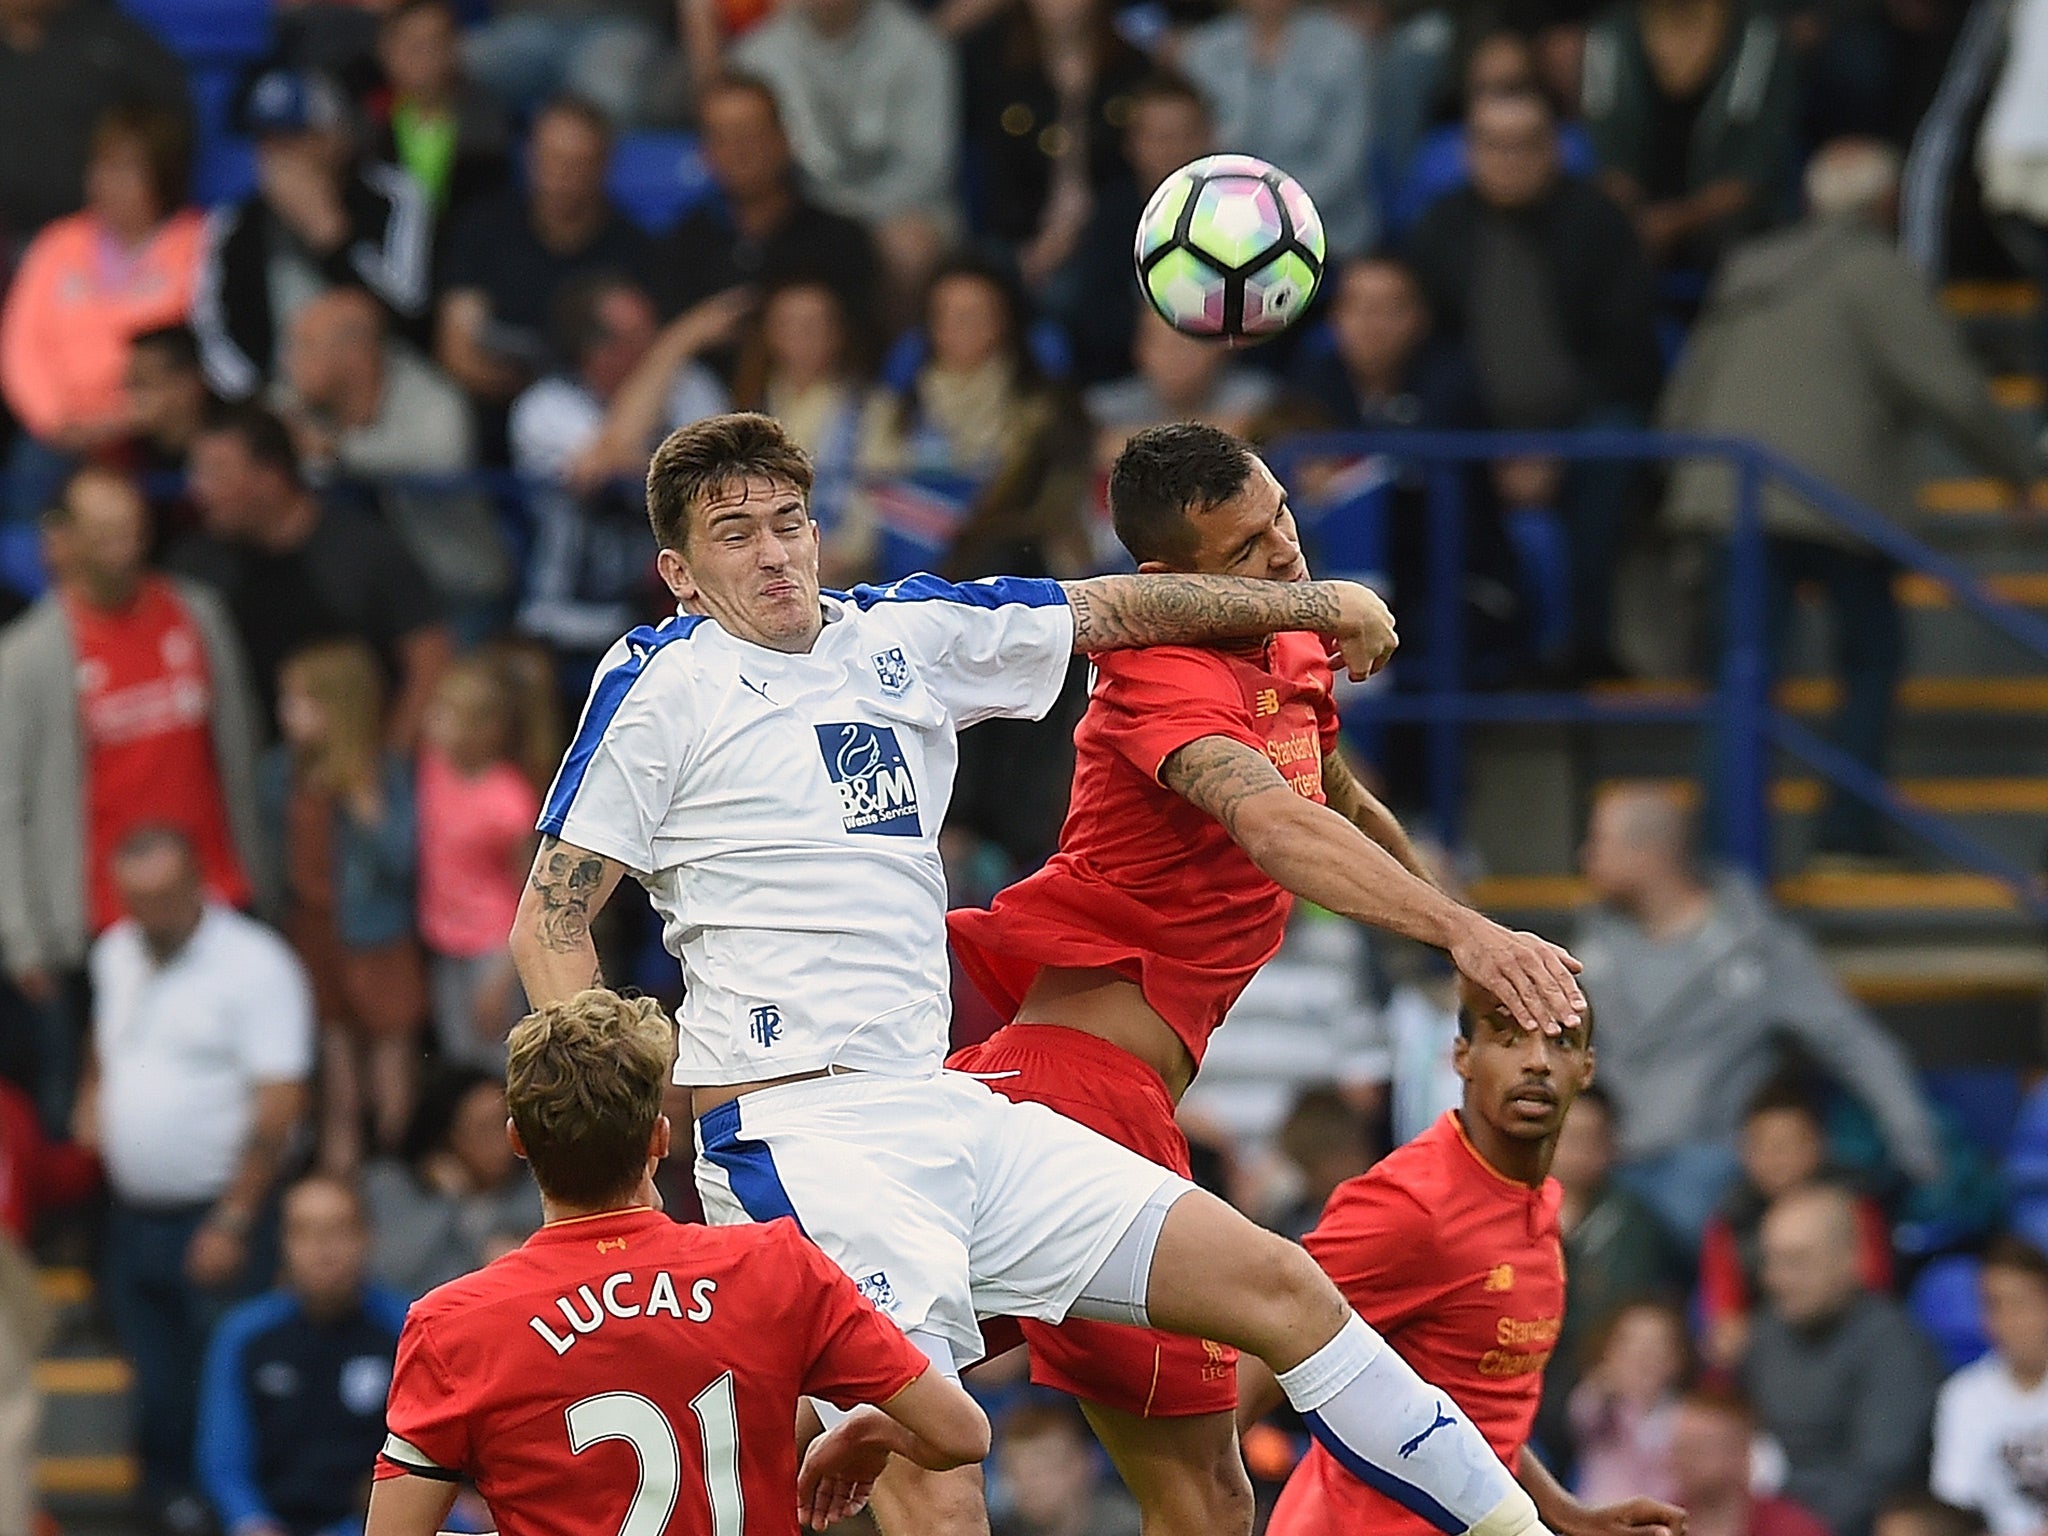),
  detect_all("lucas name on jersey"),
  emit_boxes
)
[528,1269,719,1356]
